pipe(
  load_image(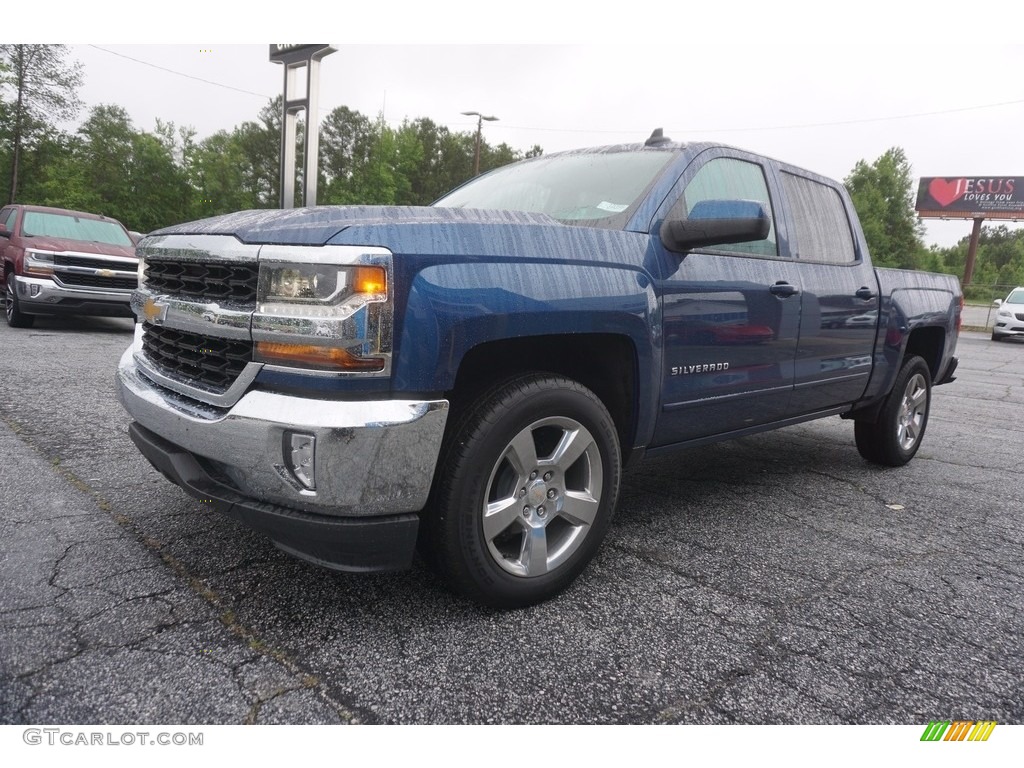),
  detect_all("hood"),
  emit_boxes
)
[150,206,561,246]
